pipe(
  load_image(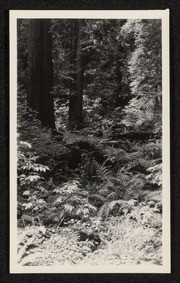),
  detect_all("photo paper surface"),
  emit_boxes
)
[10,10,170,273]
